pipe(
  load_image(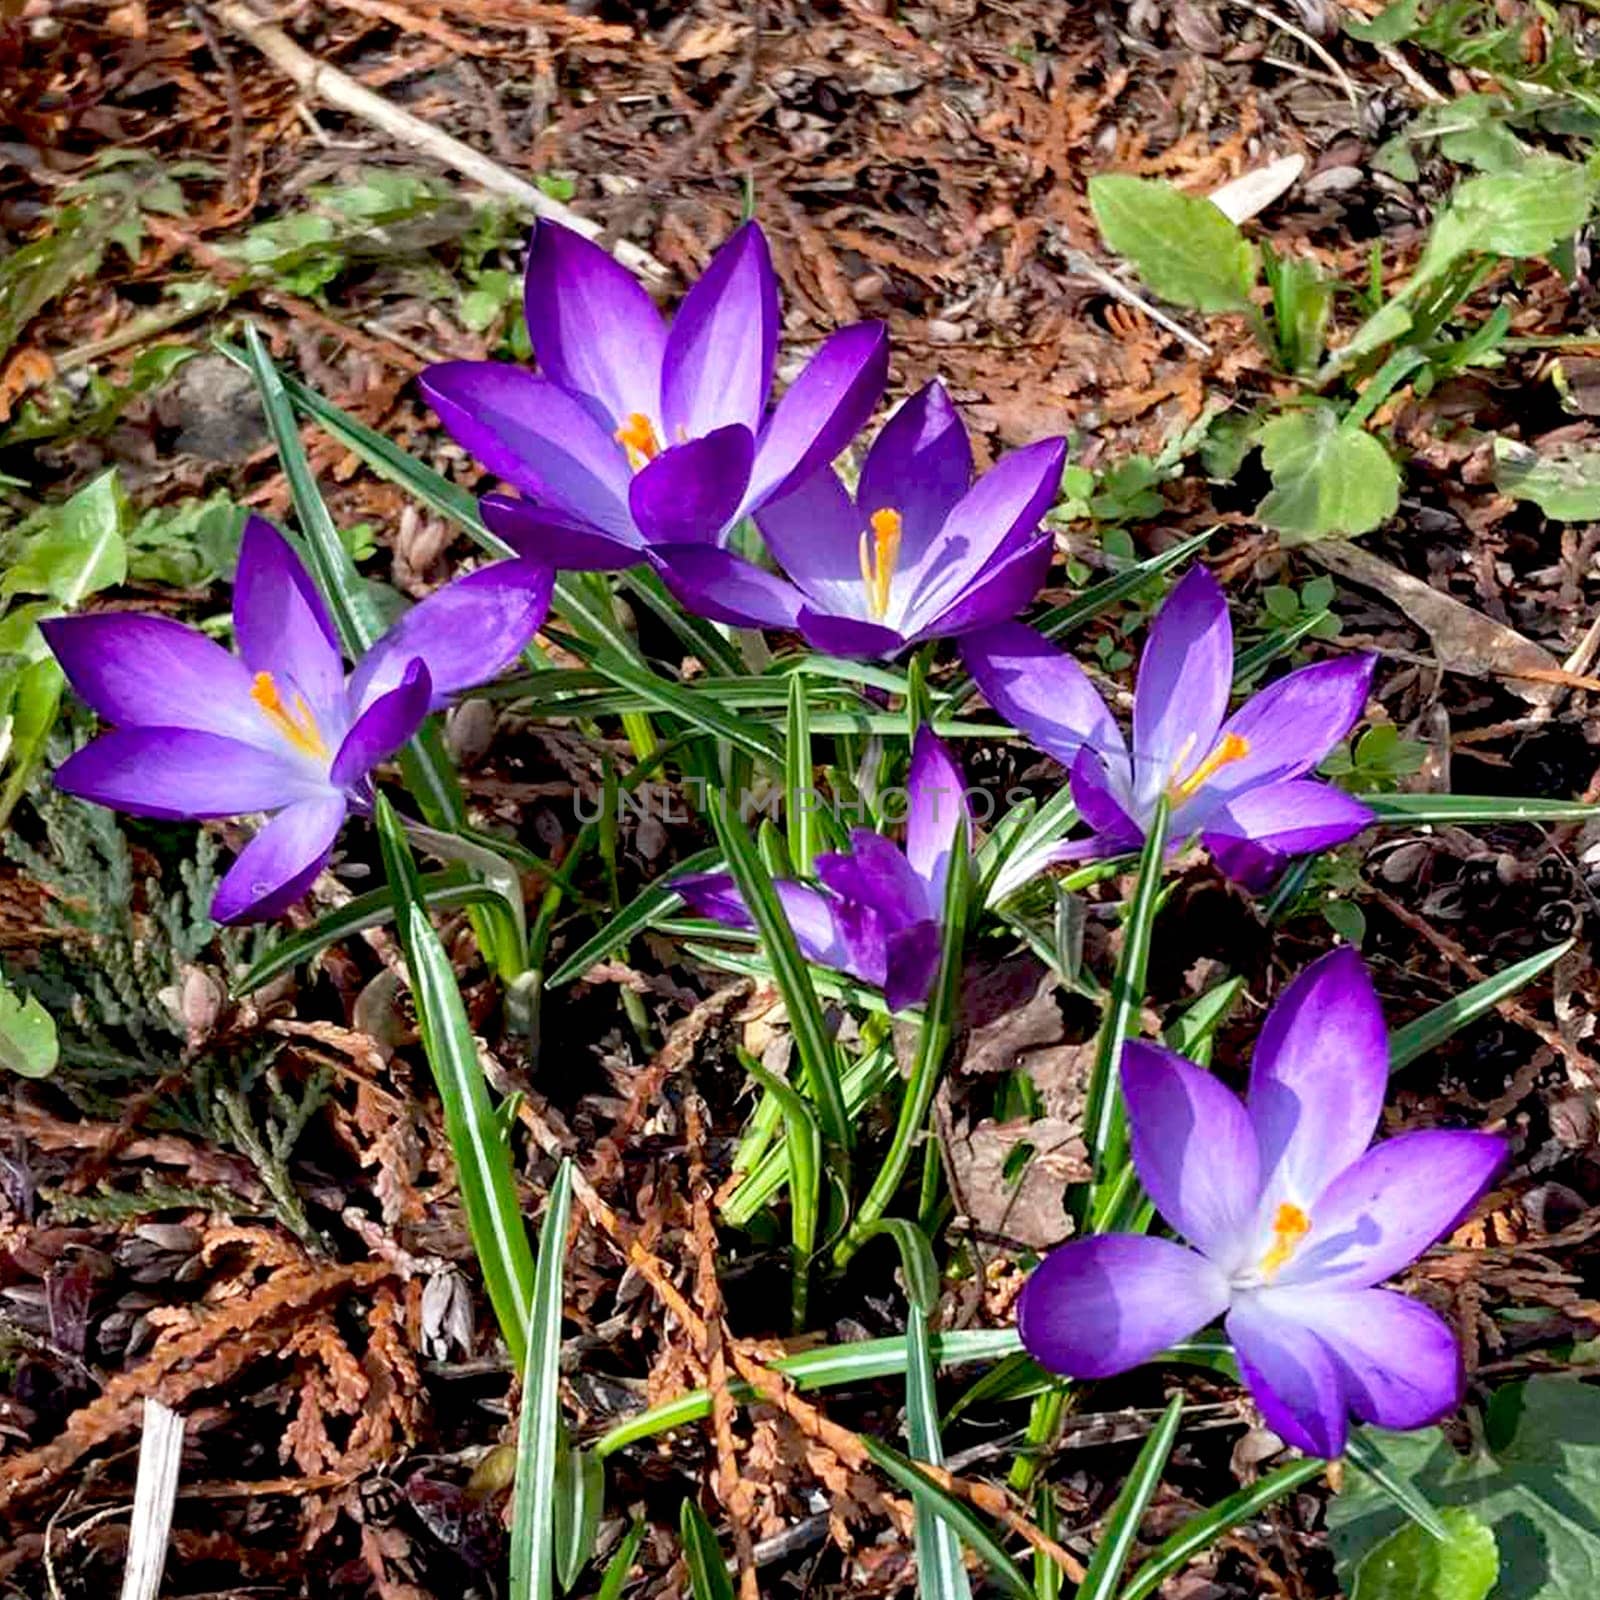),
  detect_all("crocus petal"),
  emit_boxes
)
[882,919,942,1011]
[1204,655,1377,802]
[628,426,755,547]
[330,660,432,789]
[1247,948,1389,1208]
[210,794,347,924]
[662,221,779,441]
[901,437,1066,624]
[775,881,859,972]
[1280,1128,1506,1290]
[481,495,641,571]
[746,322,888,508]
[1121,1041,1261,1266]
[54,728,310,820]
[815,831,930,926]
[830,897,891,989]
[350,562,552,711]
[755,468,867,617]
[1069,746,1144,852]
[233,518,345,719]
[42,614,265,747]
[905,726,969,906]
[795,607,907,659]
[419,365,635,539]
[1261,1286,1464,1431]
[1201,779,1374,884]
[909,534,1053,643]
[648,544,803,629]
[673,871,749,927]
[675,871,857,978]
[1227,1293,1349,1457]
[960,622,1125,771]
[857,381,973,565]
[1130,567,1232,813]
[522,220,666,427]
[1020,1235,1229,1379]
